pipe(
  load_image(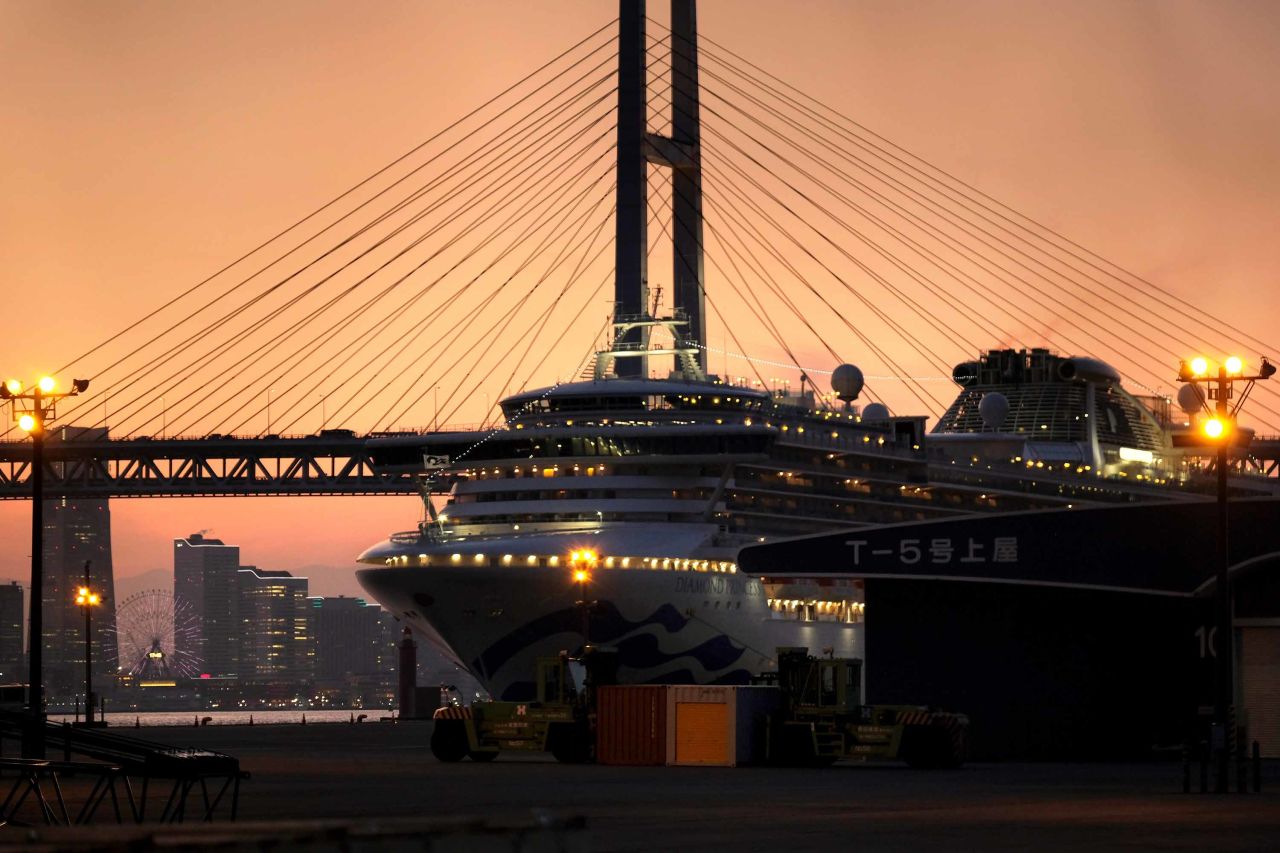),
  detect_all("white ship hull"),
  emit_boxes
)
[357,558,862,700]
